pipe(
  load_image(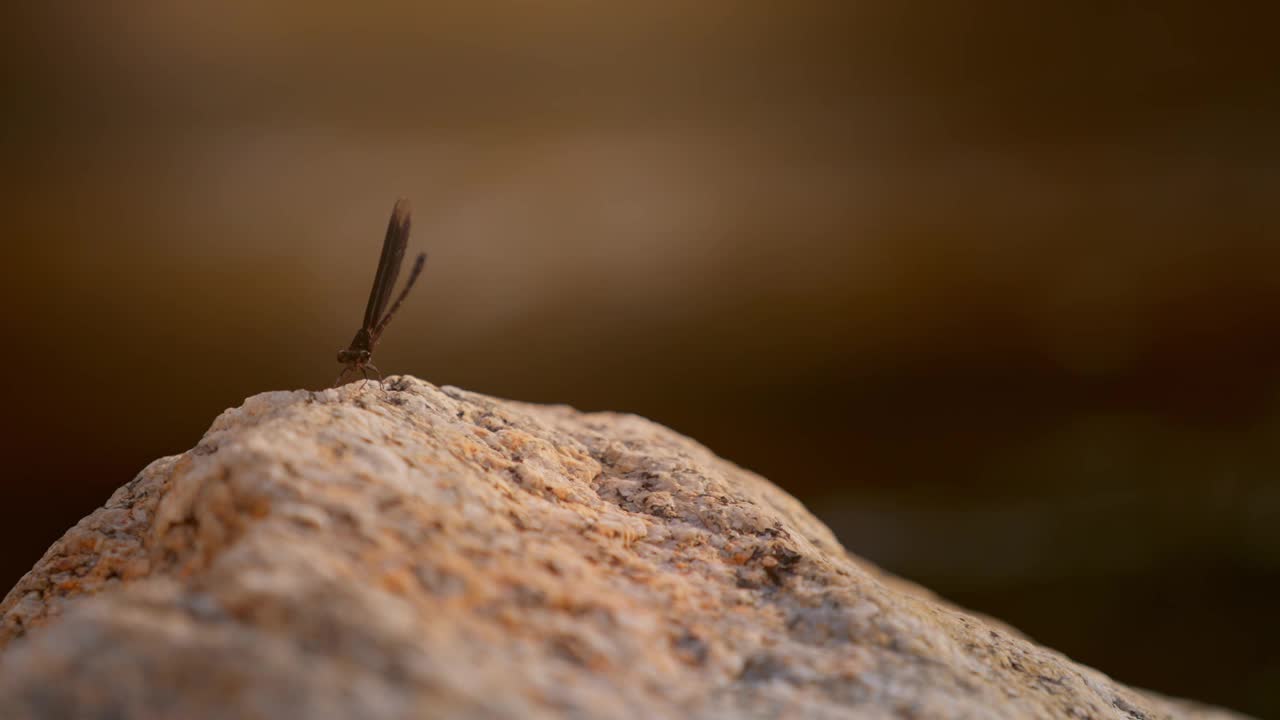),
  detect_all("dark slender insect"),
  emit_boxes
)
[335,197,427,386]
